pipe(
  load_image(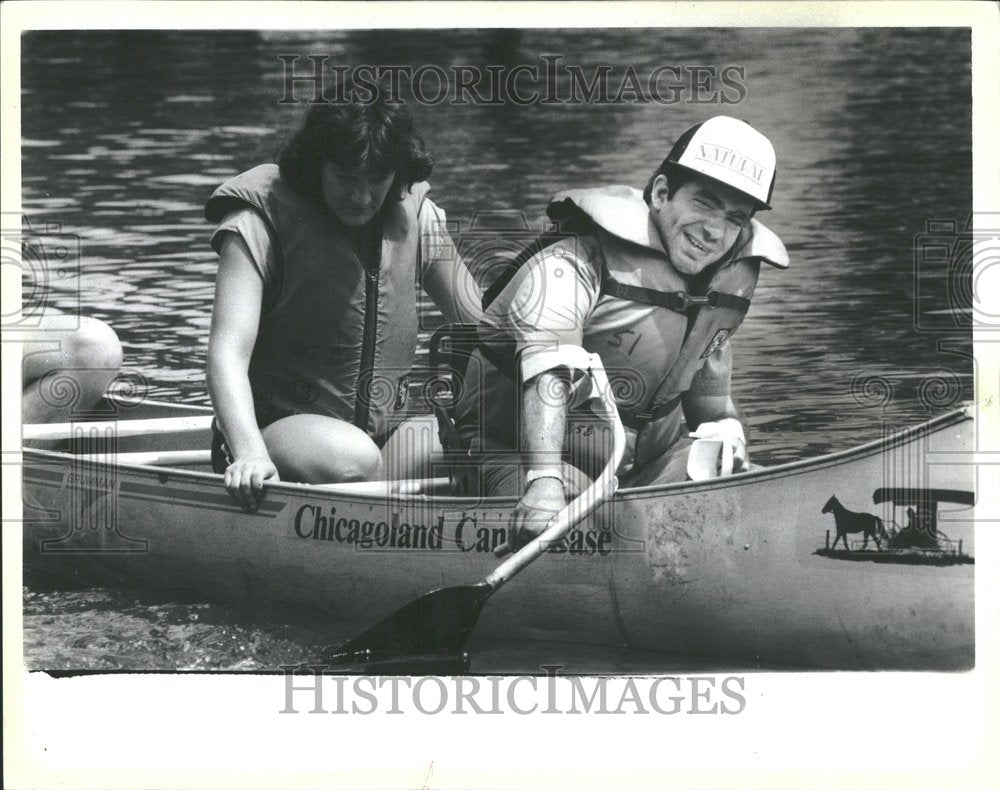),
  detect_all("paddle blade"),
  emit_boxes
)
[328,583,493,664]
